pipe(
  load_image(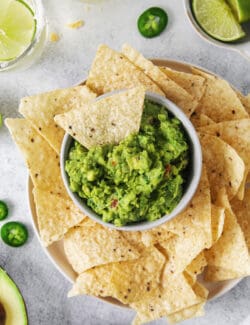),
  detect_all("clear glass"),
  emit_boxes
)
[0,0,47,72]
